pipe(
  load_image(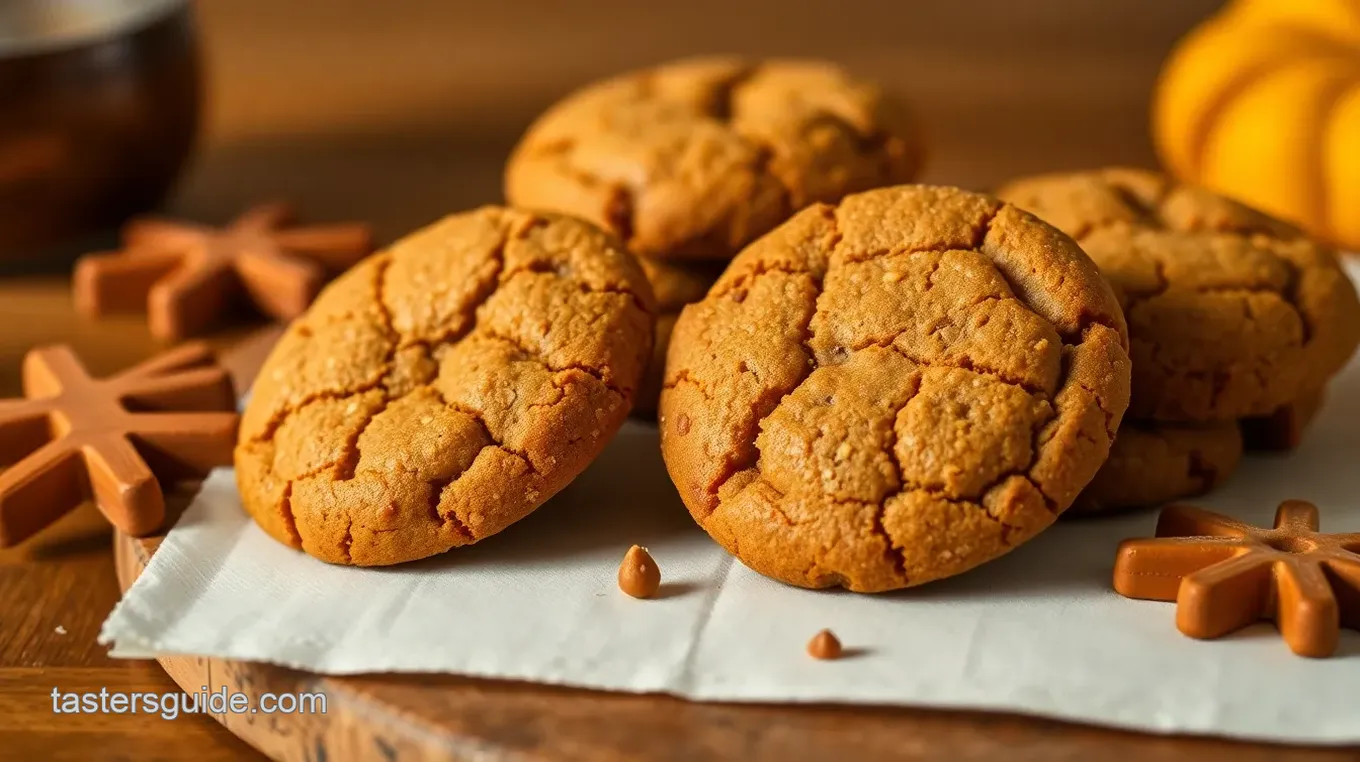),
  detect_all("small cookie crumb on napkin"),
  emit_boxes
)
[100,263,1360,746]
